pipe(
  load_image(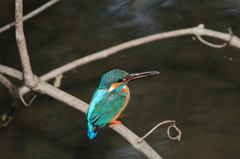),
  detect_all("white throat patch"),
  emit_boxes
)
[109,86,114,92]
[108,84,127,92]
